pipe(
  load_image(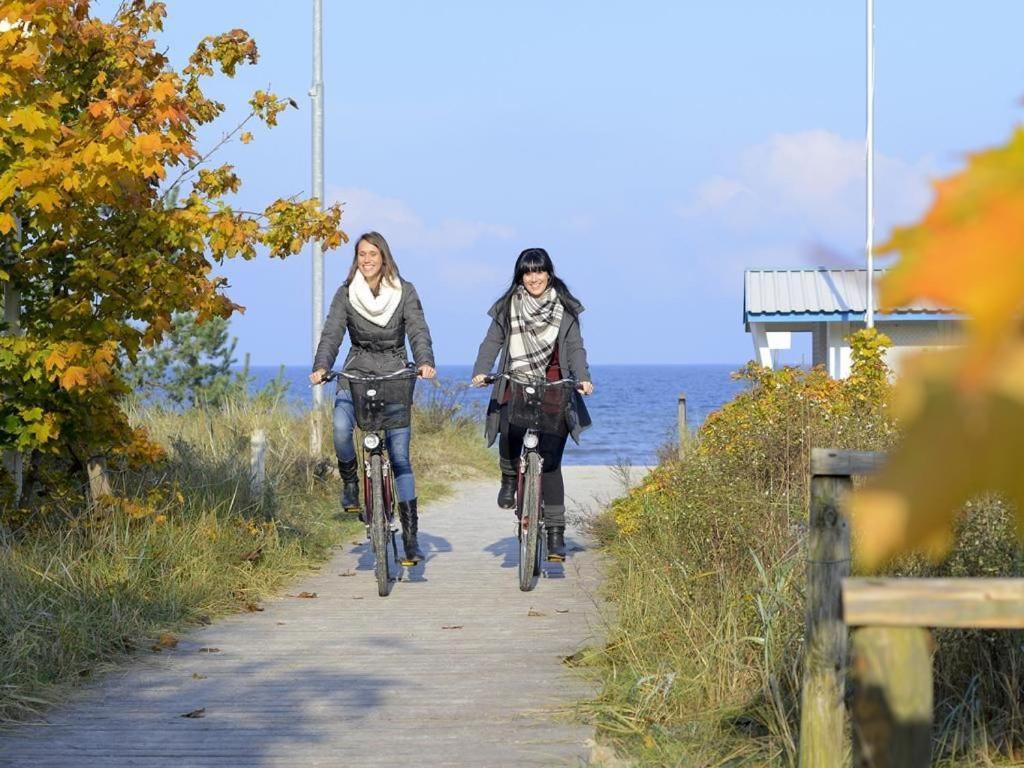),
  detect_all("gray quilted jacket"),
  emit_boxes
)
[313,279,434,388]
